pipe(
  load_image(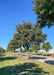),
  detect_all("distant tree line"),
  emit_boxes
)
[0,47,5,53]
